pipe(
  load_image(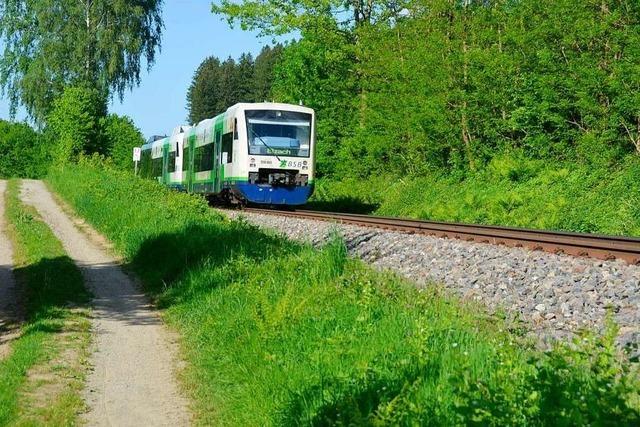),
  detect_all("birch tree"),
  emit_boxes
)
[0,0,163,123]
